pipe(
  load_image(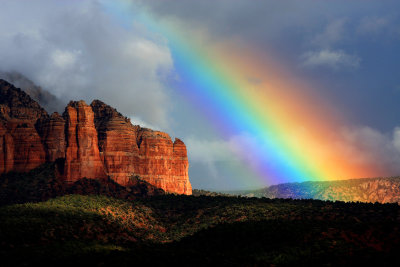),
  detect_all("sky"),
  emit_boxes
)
[0,0,400,190]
